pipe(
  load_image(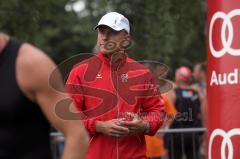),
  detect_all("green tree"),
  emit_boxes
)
[0,0,206,72]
